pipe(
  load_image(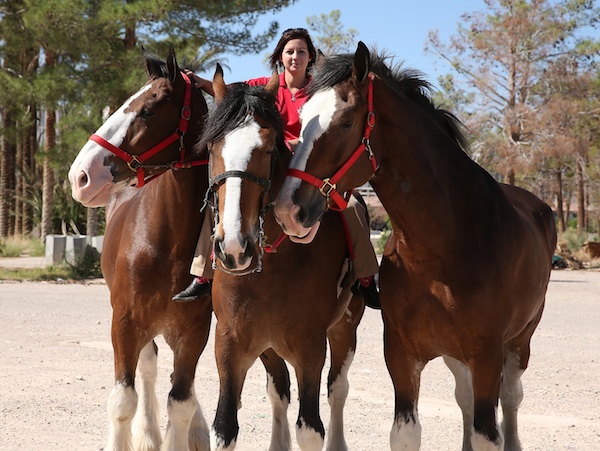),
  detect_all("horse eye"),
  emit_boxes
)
[139,107,153,119]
